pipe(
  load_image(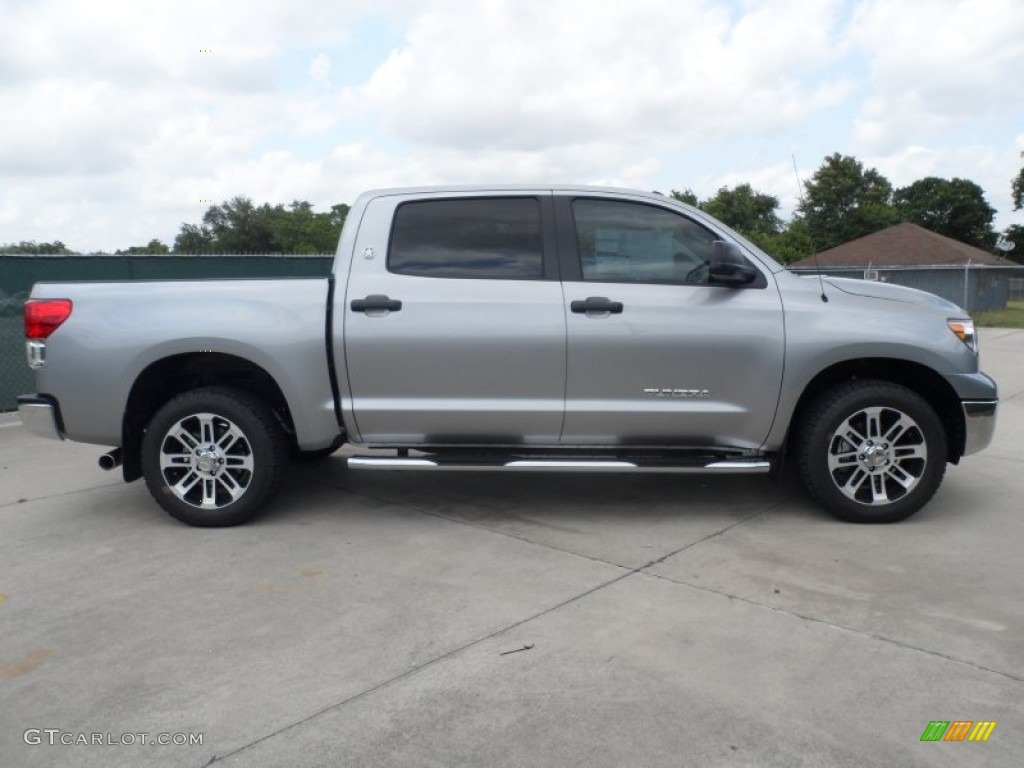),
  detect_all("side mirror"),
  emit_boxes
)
[709,241,758,287]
